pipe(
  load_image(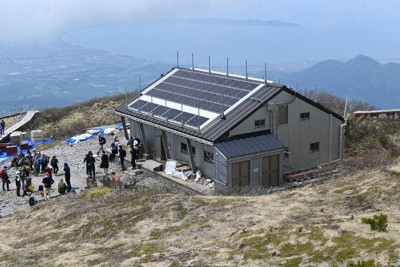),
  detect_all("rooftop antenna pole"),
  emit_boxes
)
[139,76,142,91]
[176,51,179,68]
[296,81,298,92]
[264,62,267,83]
[192,53,194,71]
[226,58,229,77]
[245,60,248,80]
[208,55,211,73]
